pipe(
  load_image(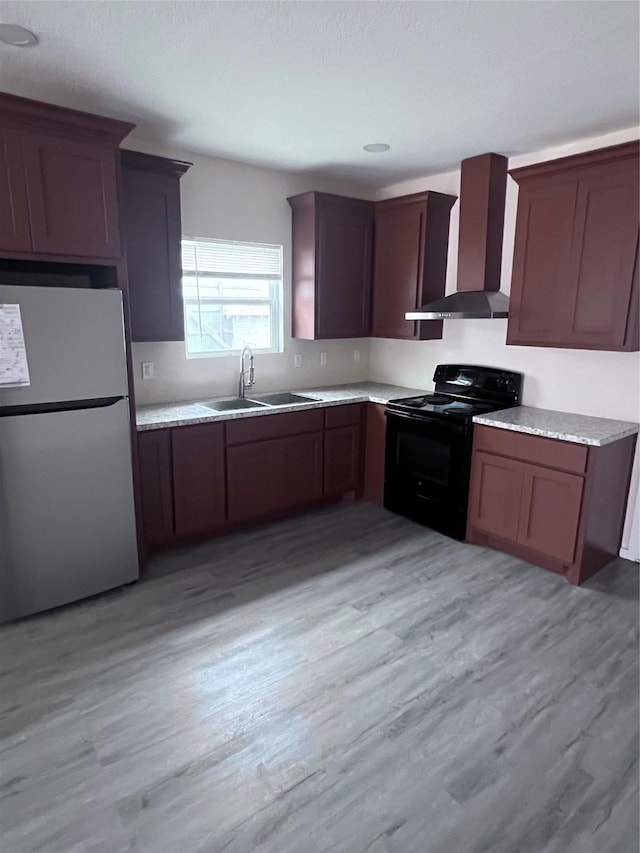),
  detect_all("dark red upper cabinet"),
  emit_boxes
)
[288,191,374,339]
[508,141,639,352]
[22,132,122,258]
[0,92,134,261]
[371,191,456,340]
[121,151,191,342]
[0,126,31,252]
